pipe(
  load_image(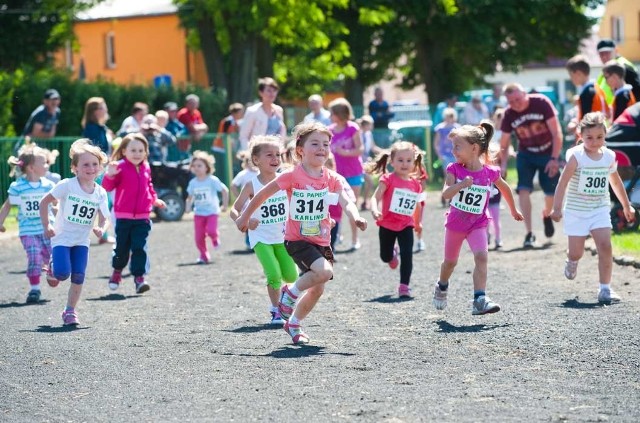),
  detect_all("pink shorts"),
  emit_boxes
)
[444,227,488,262]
